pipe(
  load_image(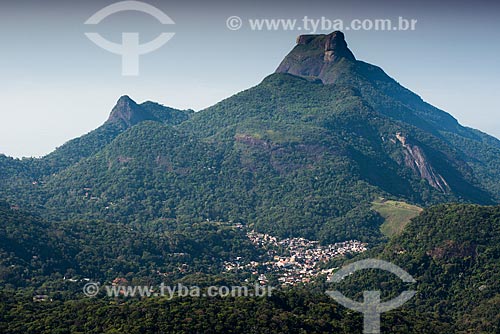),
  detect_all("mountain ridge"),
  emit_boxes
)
[1,31,499,243]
